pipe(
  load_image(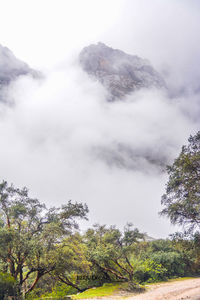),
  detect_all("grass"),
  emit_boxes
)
[71,283,122,299]
[38,277,198,299]
[71,277,197,299]
[71,282,145,299]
